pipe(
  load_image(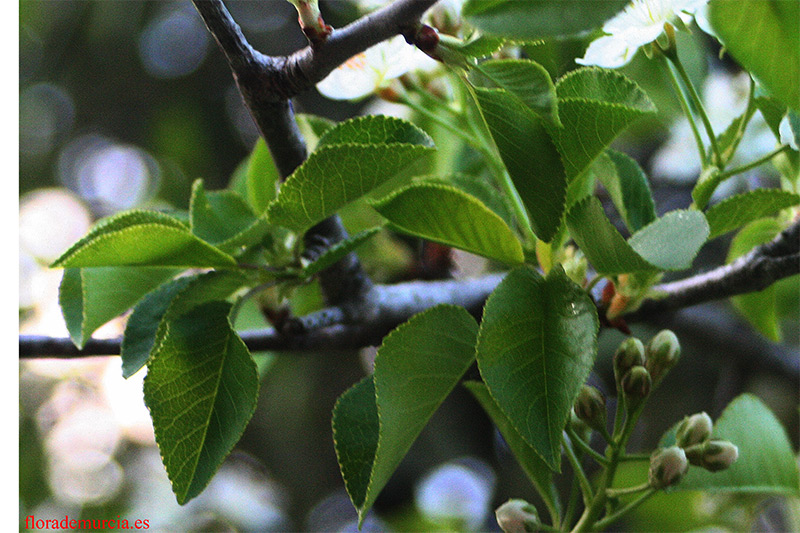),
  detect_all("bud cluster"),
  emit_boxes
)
[675,412,738,473]
[611,330,682,417]
[648,412,739,490]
